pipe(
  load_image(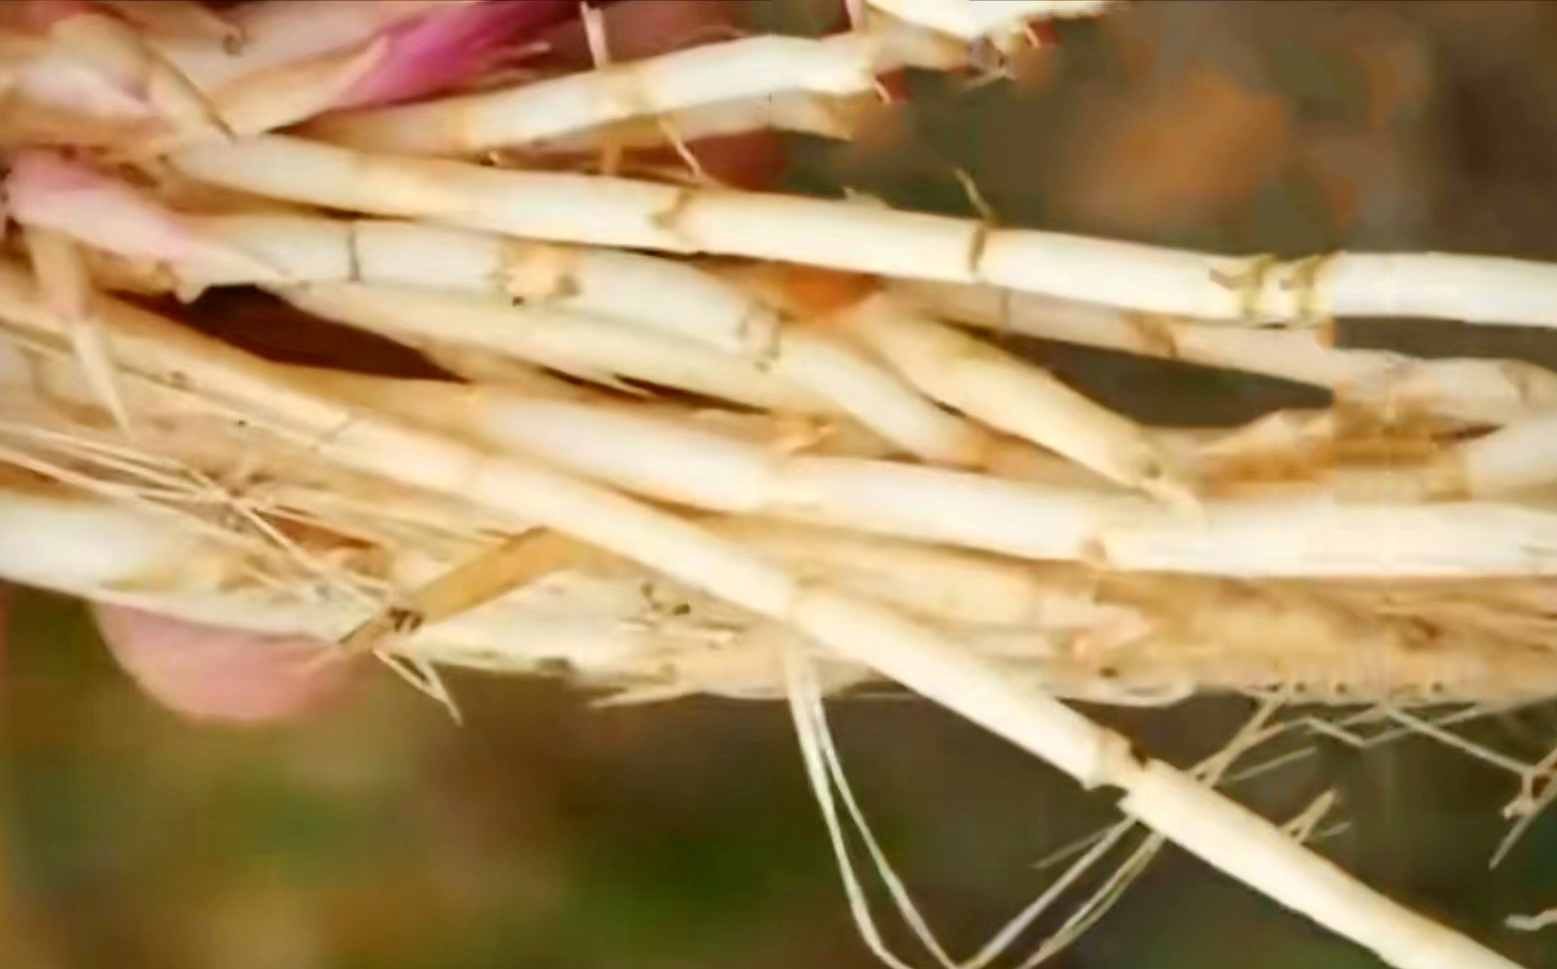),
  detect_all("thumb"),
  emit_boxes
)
[92,605,363,725]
